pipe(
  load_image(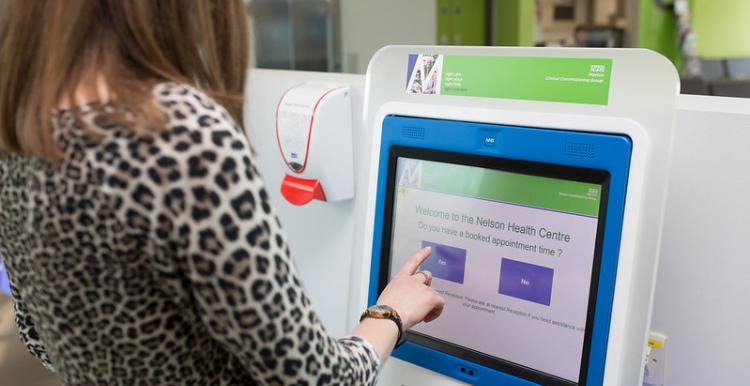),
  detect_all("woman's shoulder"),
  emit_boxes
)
[153,82,244,137]
[65,82,260,242]
[128,82,252,180]
[59,82,247,164]
[80,82,254,202]
[146,82,251,177]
